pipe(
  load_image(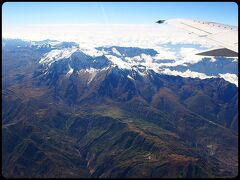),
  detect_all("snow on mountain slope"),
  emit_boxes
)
[37,42,238,86]
[39,47,79,66]
[219,73,238,86]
